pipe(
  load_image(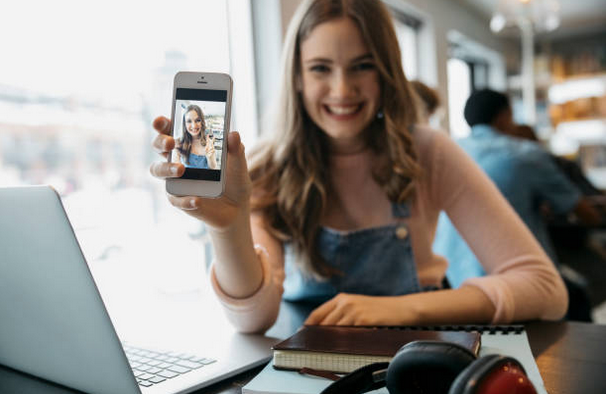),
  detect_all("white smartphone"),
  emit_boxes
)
[166,72,233,198]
